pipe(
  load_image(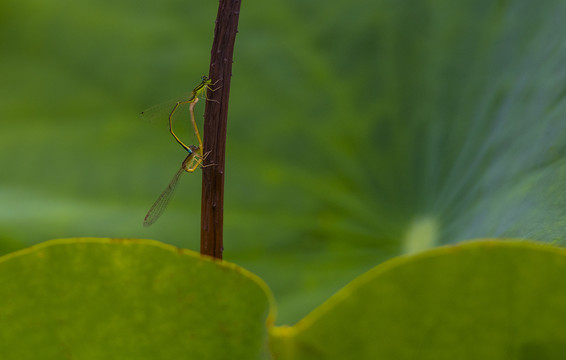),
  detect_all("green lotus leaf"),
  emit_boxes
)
[0,238,275,360]
[270,240,566,359]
